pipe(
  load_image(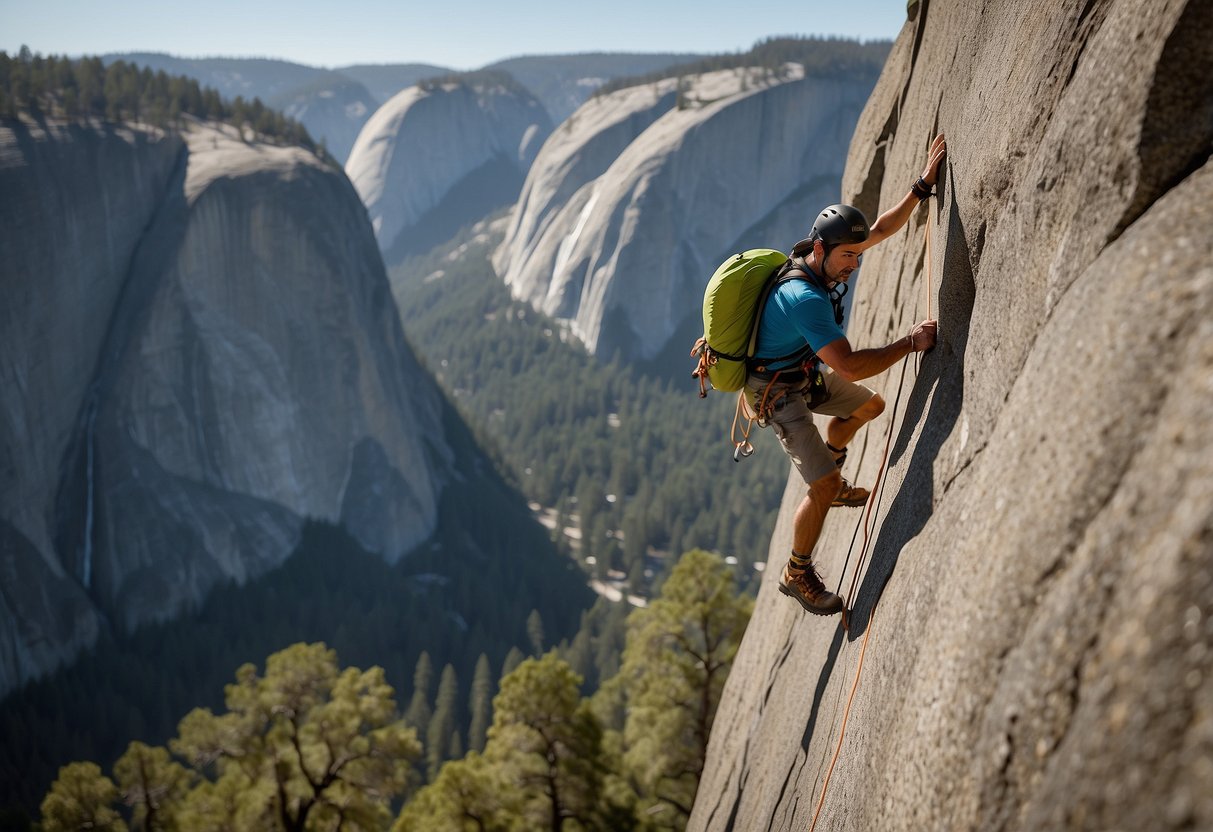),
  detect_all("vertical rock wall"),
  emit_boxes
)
[345,81,552,258]
[1,120,183,690]
[0,120,451,693]
[692,0,1212,829]
[492,65,881,363]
